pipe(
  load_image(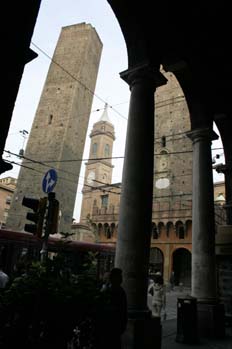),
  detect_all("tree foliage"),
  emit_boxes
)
[0,243,101,349]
